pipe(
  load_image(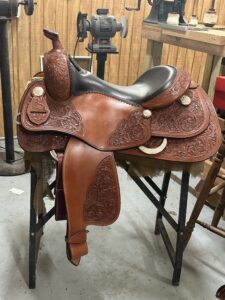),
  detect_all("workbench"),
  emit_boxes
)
[142,22,225,99]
